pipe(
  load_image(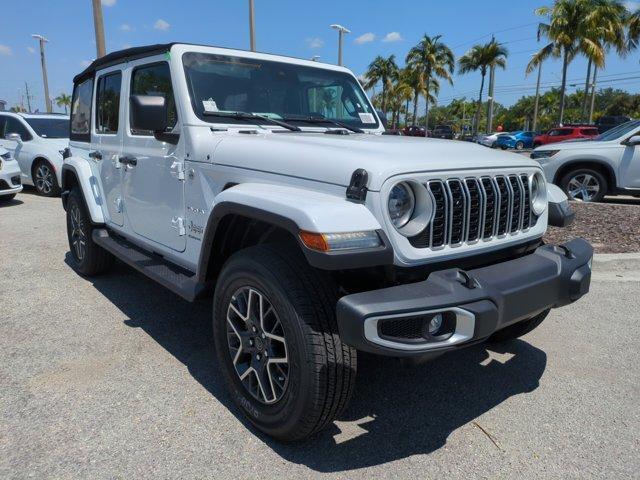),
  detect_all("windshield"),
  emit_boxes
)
[595,120,640,141]
[182,52,379,130]
[24,118,69,138]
